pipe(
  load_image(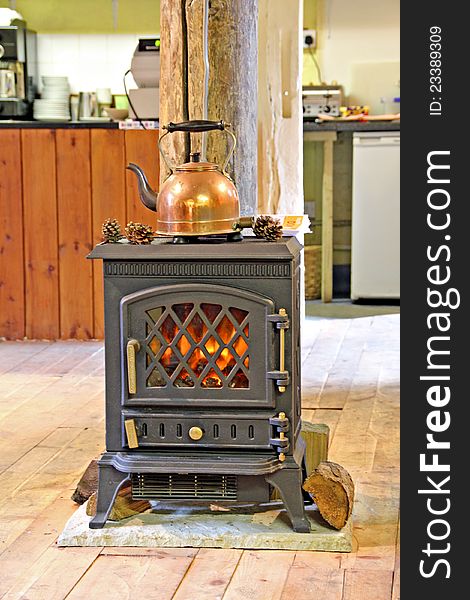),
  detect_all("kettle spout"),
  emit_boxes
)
[126,163,158,212]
